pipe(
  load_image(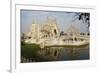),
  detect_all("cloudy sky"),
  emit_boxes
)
[20,10,89,33]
